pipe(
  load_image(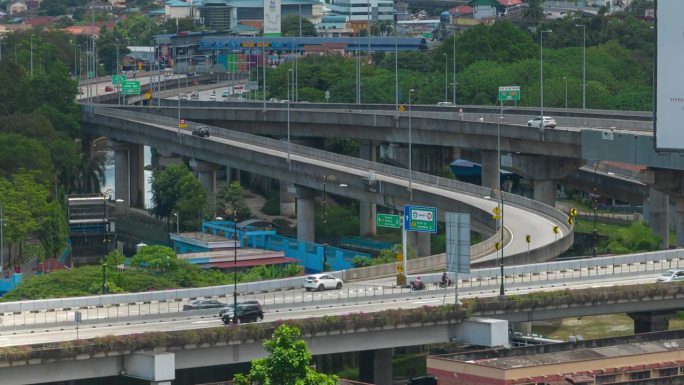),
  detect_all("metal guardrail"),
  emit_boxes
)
[3,248,683,318]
